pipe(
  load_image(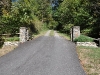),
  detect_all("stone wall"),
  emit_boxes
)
[0,27,30,47]
[76,42,97,47]
[3,41,20,47]
[19,27,29,43]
